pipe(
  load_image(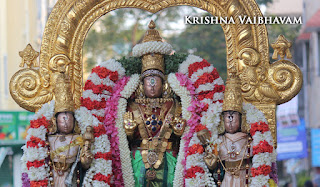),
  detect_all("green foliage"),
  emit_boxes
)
[117,56,142,76]
[117,53,188,76]
[164,53,188,75]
